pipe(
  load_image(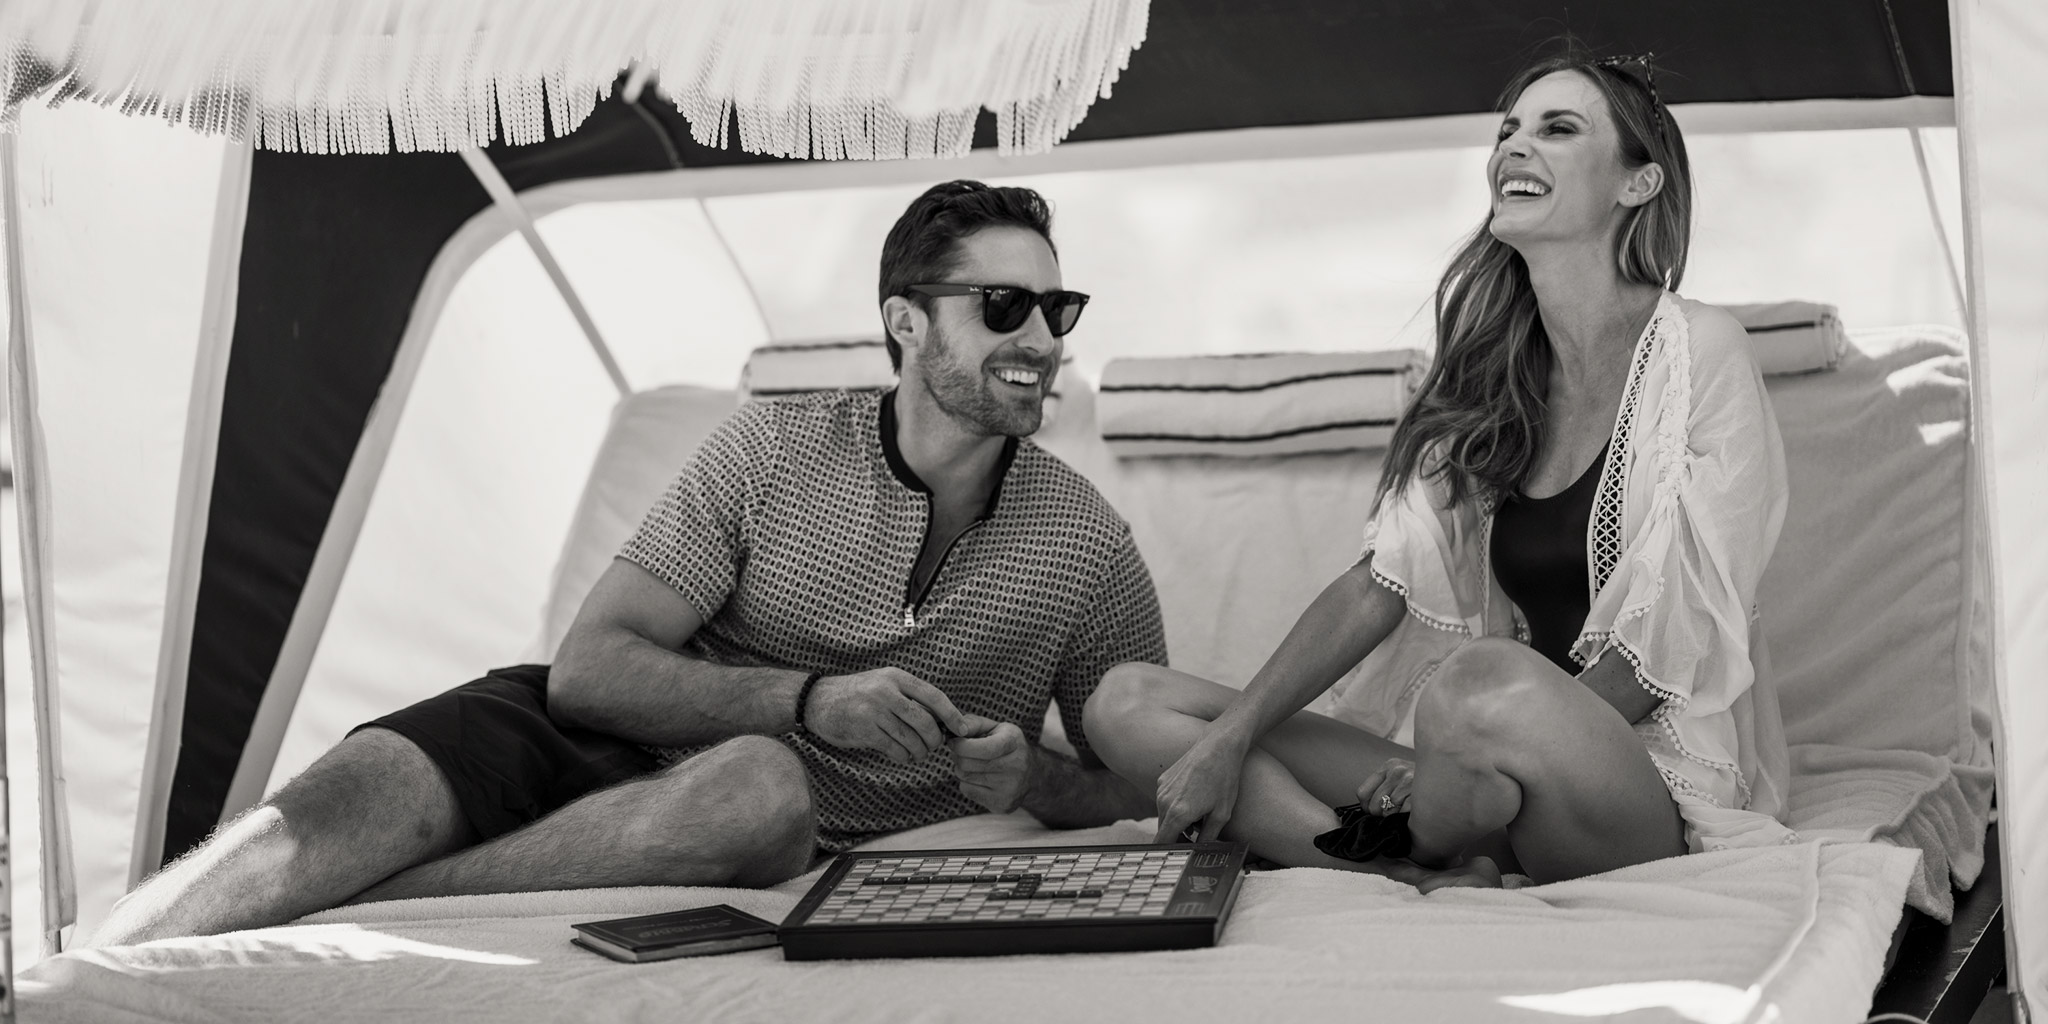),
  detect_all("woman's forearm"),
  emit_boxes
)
[1210,559,1408,747]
